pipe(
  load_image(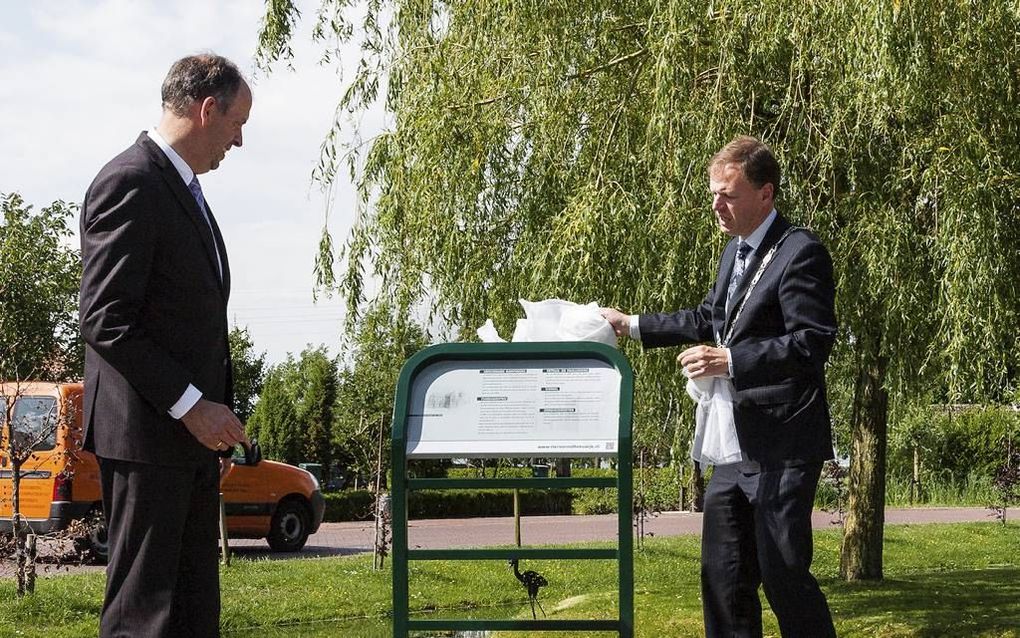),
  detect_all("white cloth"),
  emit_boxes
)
[475,299,617,346]
[475,319,505,342]
[686,375,742,466]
